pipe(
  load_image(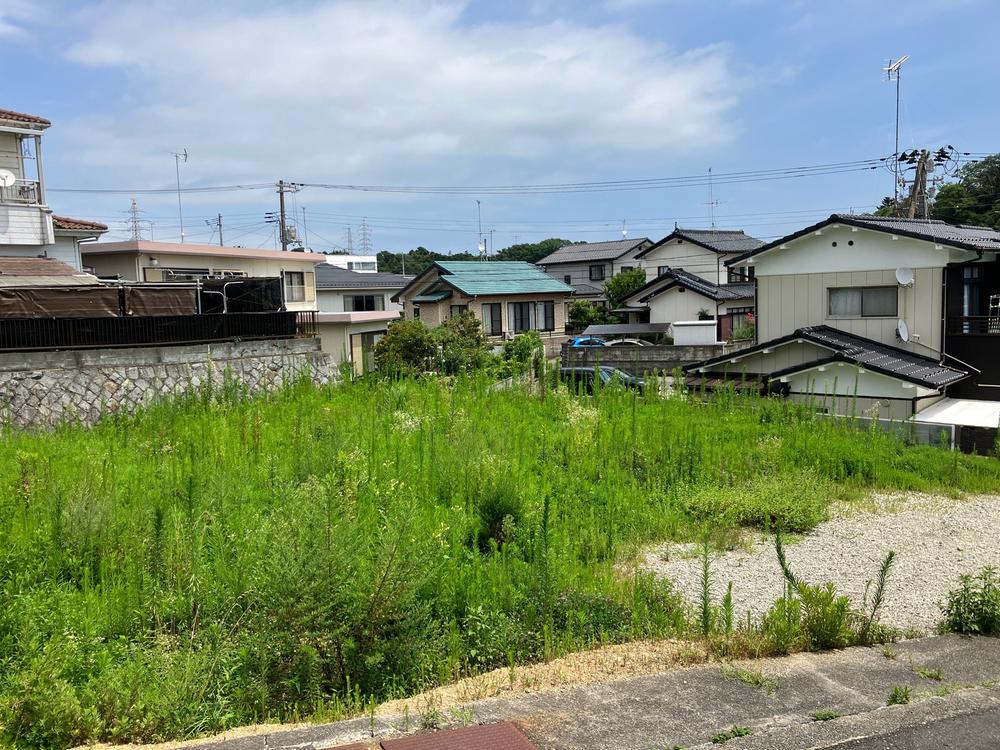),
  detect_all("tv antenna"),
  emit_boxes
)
[170,148,188,242]
[883,54,909,203]
[476,199,486,259]
[703,167,720,229]
[621,219,628,239]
